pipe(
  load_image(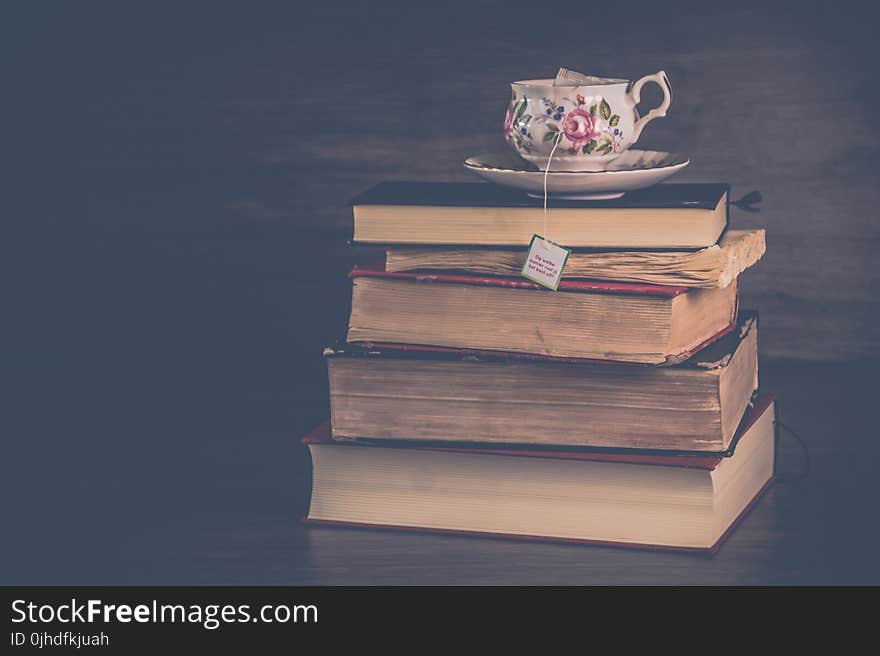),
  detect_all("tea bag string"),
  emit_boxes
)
[542,132,563,248]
